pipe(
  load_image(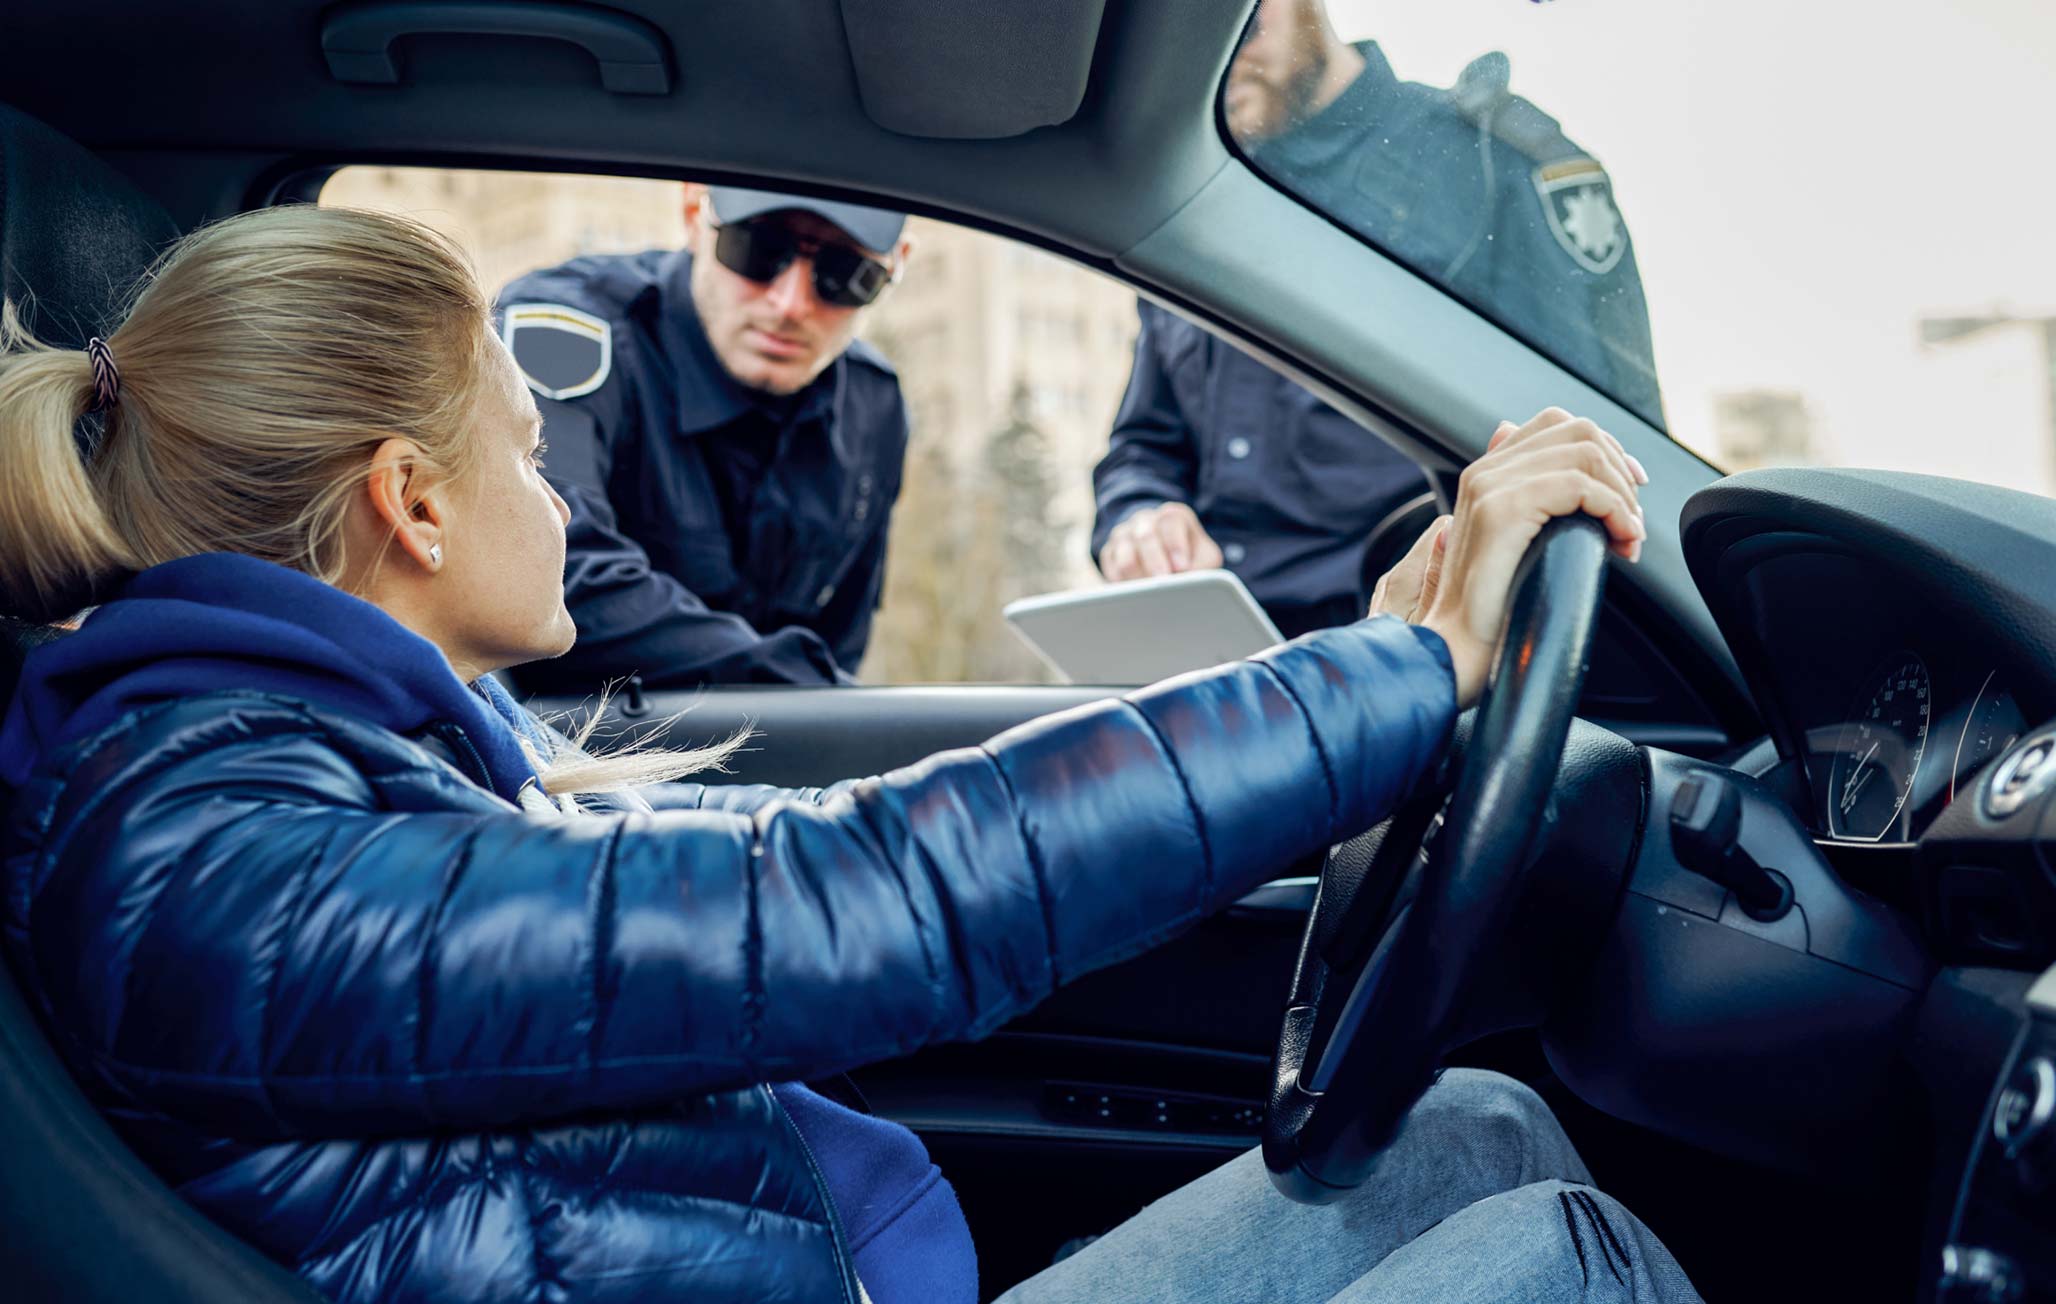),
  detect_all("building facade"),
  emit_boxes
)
[1875,315,2056,497]
[1710,389,1816,471]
